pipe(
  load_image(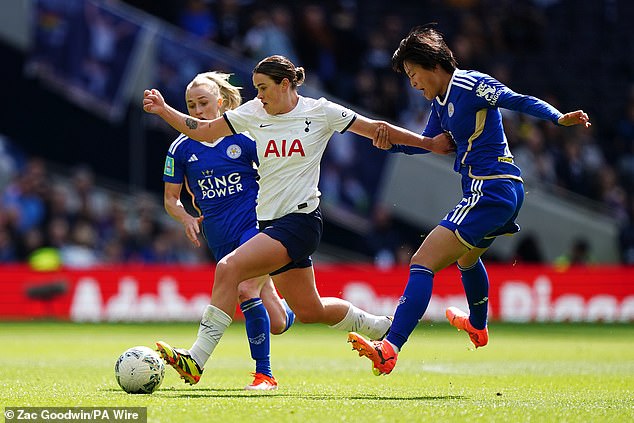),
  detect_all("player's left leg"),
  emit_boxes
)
[349,225,468,375]
[273,266,392,340]
[262,207,391,340]
[261,277,295,335]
